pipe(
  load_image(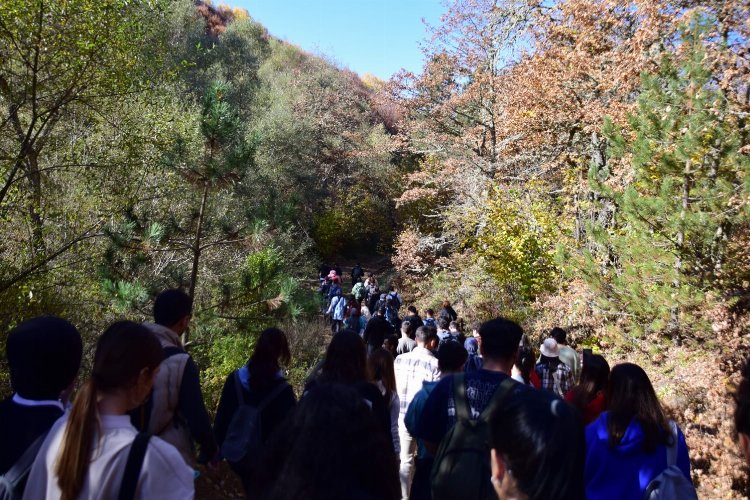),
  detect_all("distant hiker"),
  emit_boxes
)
[436,317,452,344]
[402,305,424,332]
[213,328,296,496]
[448,321,465,344]
[438,300,458,322]
[550,327,581,381]
[396,320,416,355]
[327,288,347,333]
[535,338,574,397]
[318,262,331,279]
[369,348,401,454]
[387,285,402,311]
[393,327,440,499]
[138,289,218,466]
[413,317,527,500]
[351,263,364,284]
[351,277,367,303]
[490,388,585,500]
[364,272,379,289]
[511,344,536,386]
[332,263,343,282]
[423,309,437,329]
[0,317,83,499]
[585,363,695,500]
[345,303,366,336]
[25,321,194,499]
[364,307,393,355]
[565,353,610,424]
[385,296,401,331]
[463,336,483,372]
[404,341,467,500]
[367,286,381,315]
